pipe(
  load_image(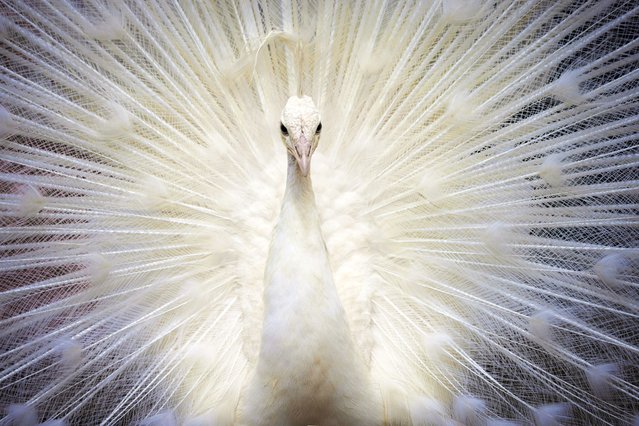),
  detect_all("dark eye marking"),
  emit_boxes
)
[316,122,322,134]
[280,123,288,135]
